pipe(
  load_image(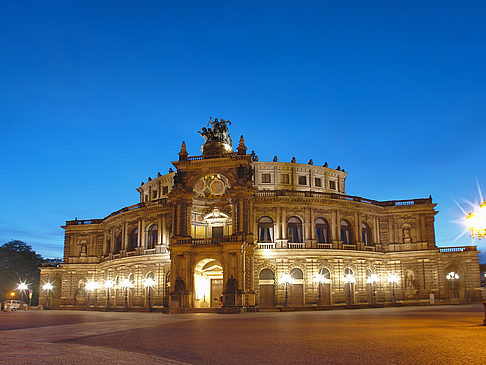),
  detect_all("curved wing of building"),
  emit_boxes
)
[40,119,481,311]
